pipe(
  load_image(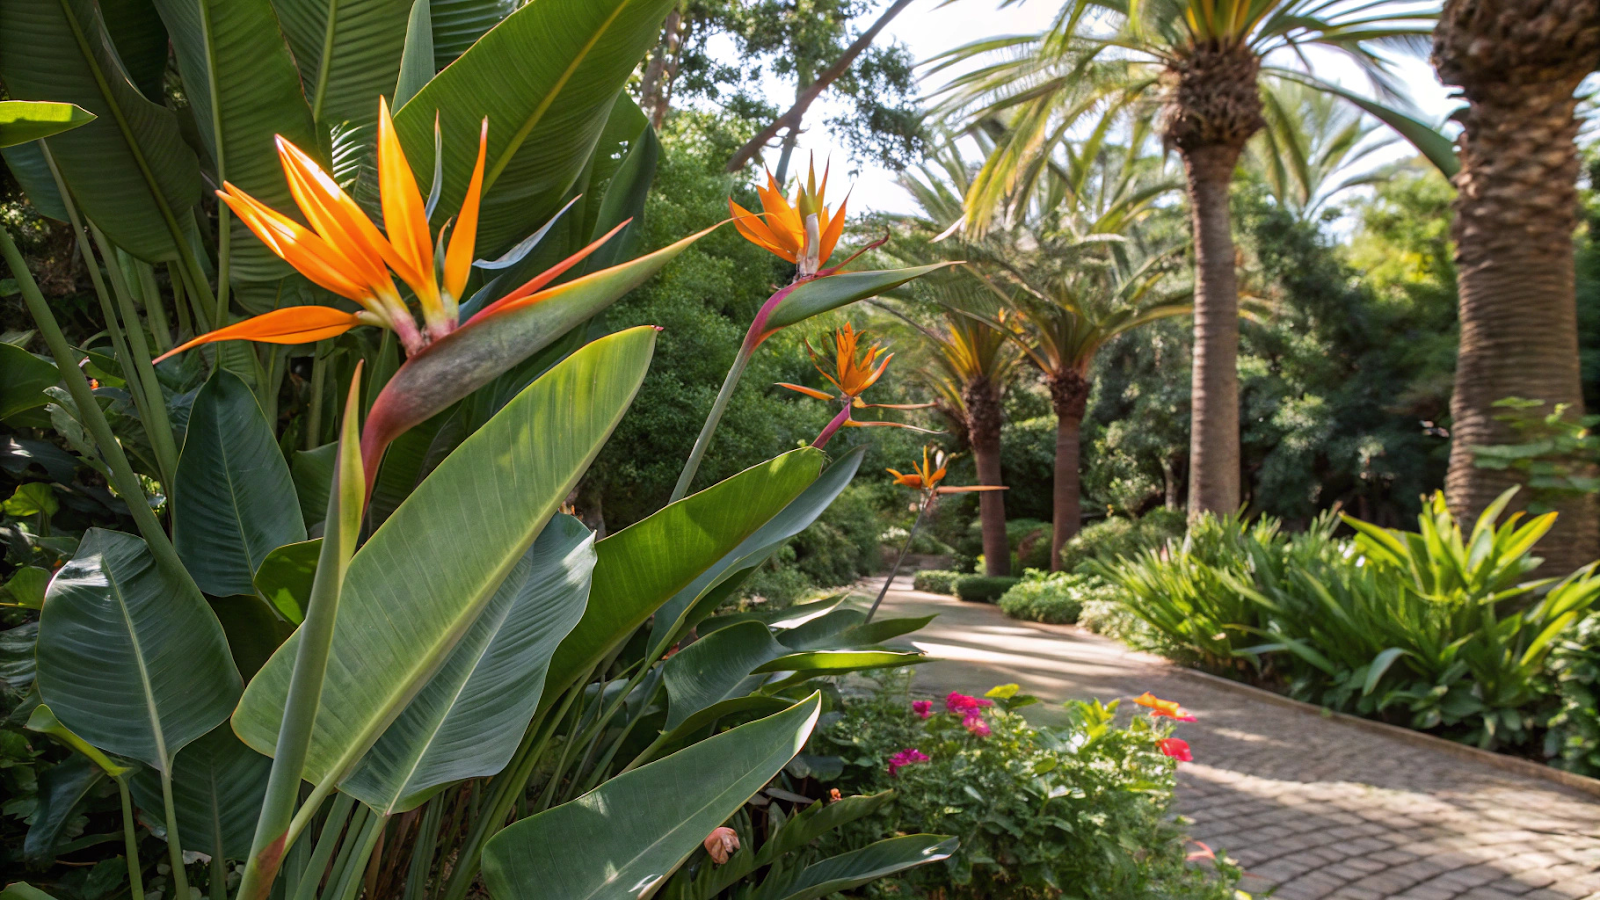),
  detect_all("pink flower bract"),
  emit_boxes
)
[912,700,933,719]
[1158,737,1193,762]
[962,713,991,737]
[887,747,930,776]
